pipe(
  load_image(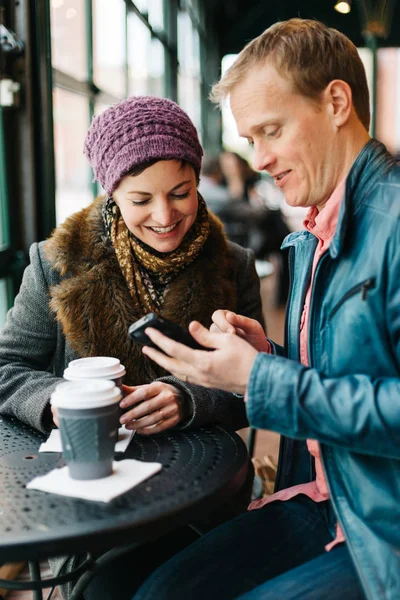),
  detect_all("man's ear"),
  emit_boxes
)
[324,79,353,127]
